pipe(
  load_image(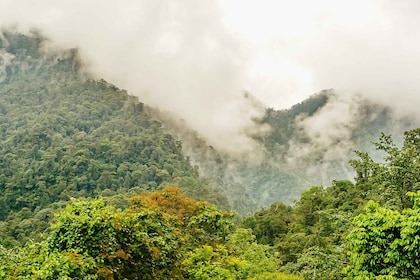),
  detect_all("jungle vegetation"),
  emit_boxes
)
[1,30,419,279]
